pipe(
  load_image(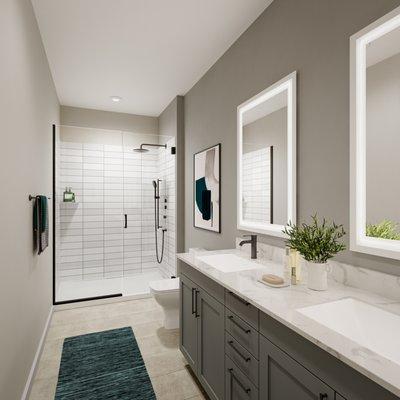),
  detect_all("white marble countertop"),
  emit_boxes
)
[177,249,400,398]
